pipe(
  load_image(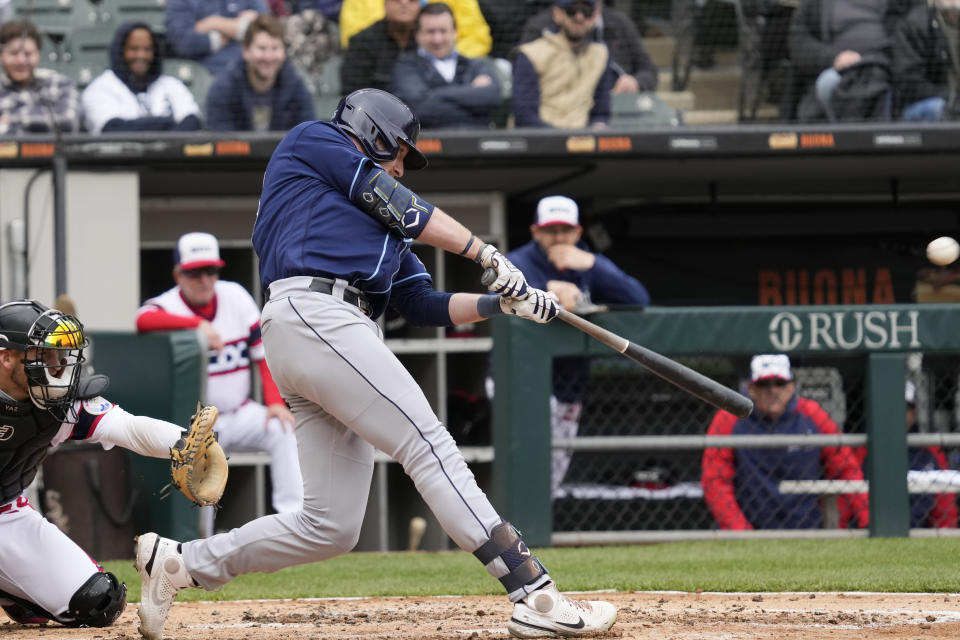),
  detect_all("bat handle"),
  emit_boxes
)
[481,267,497,288]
